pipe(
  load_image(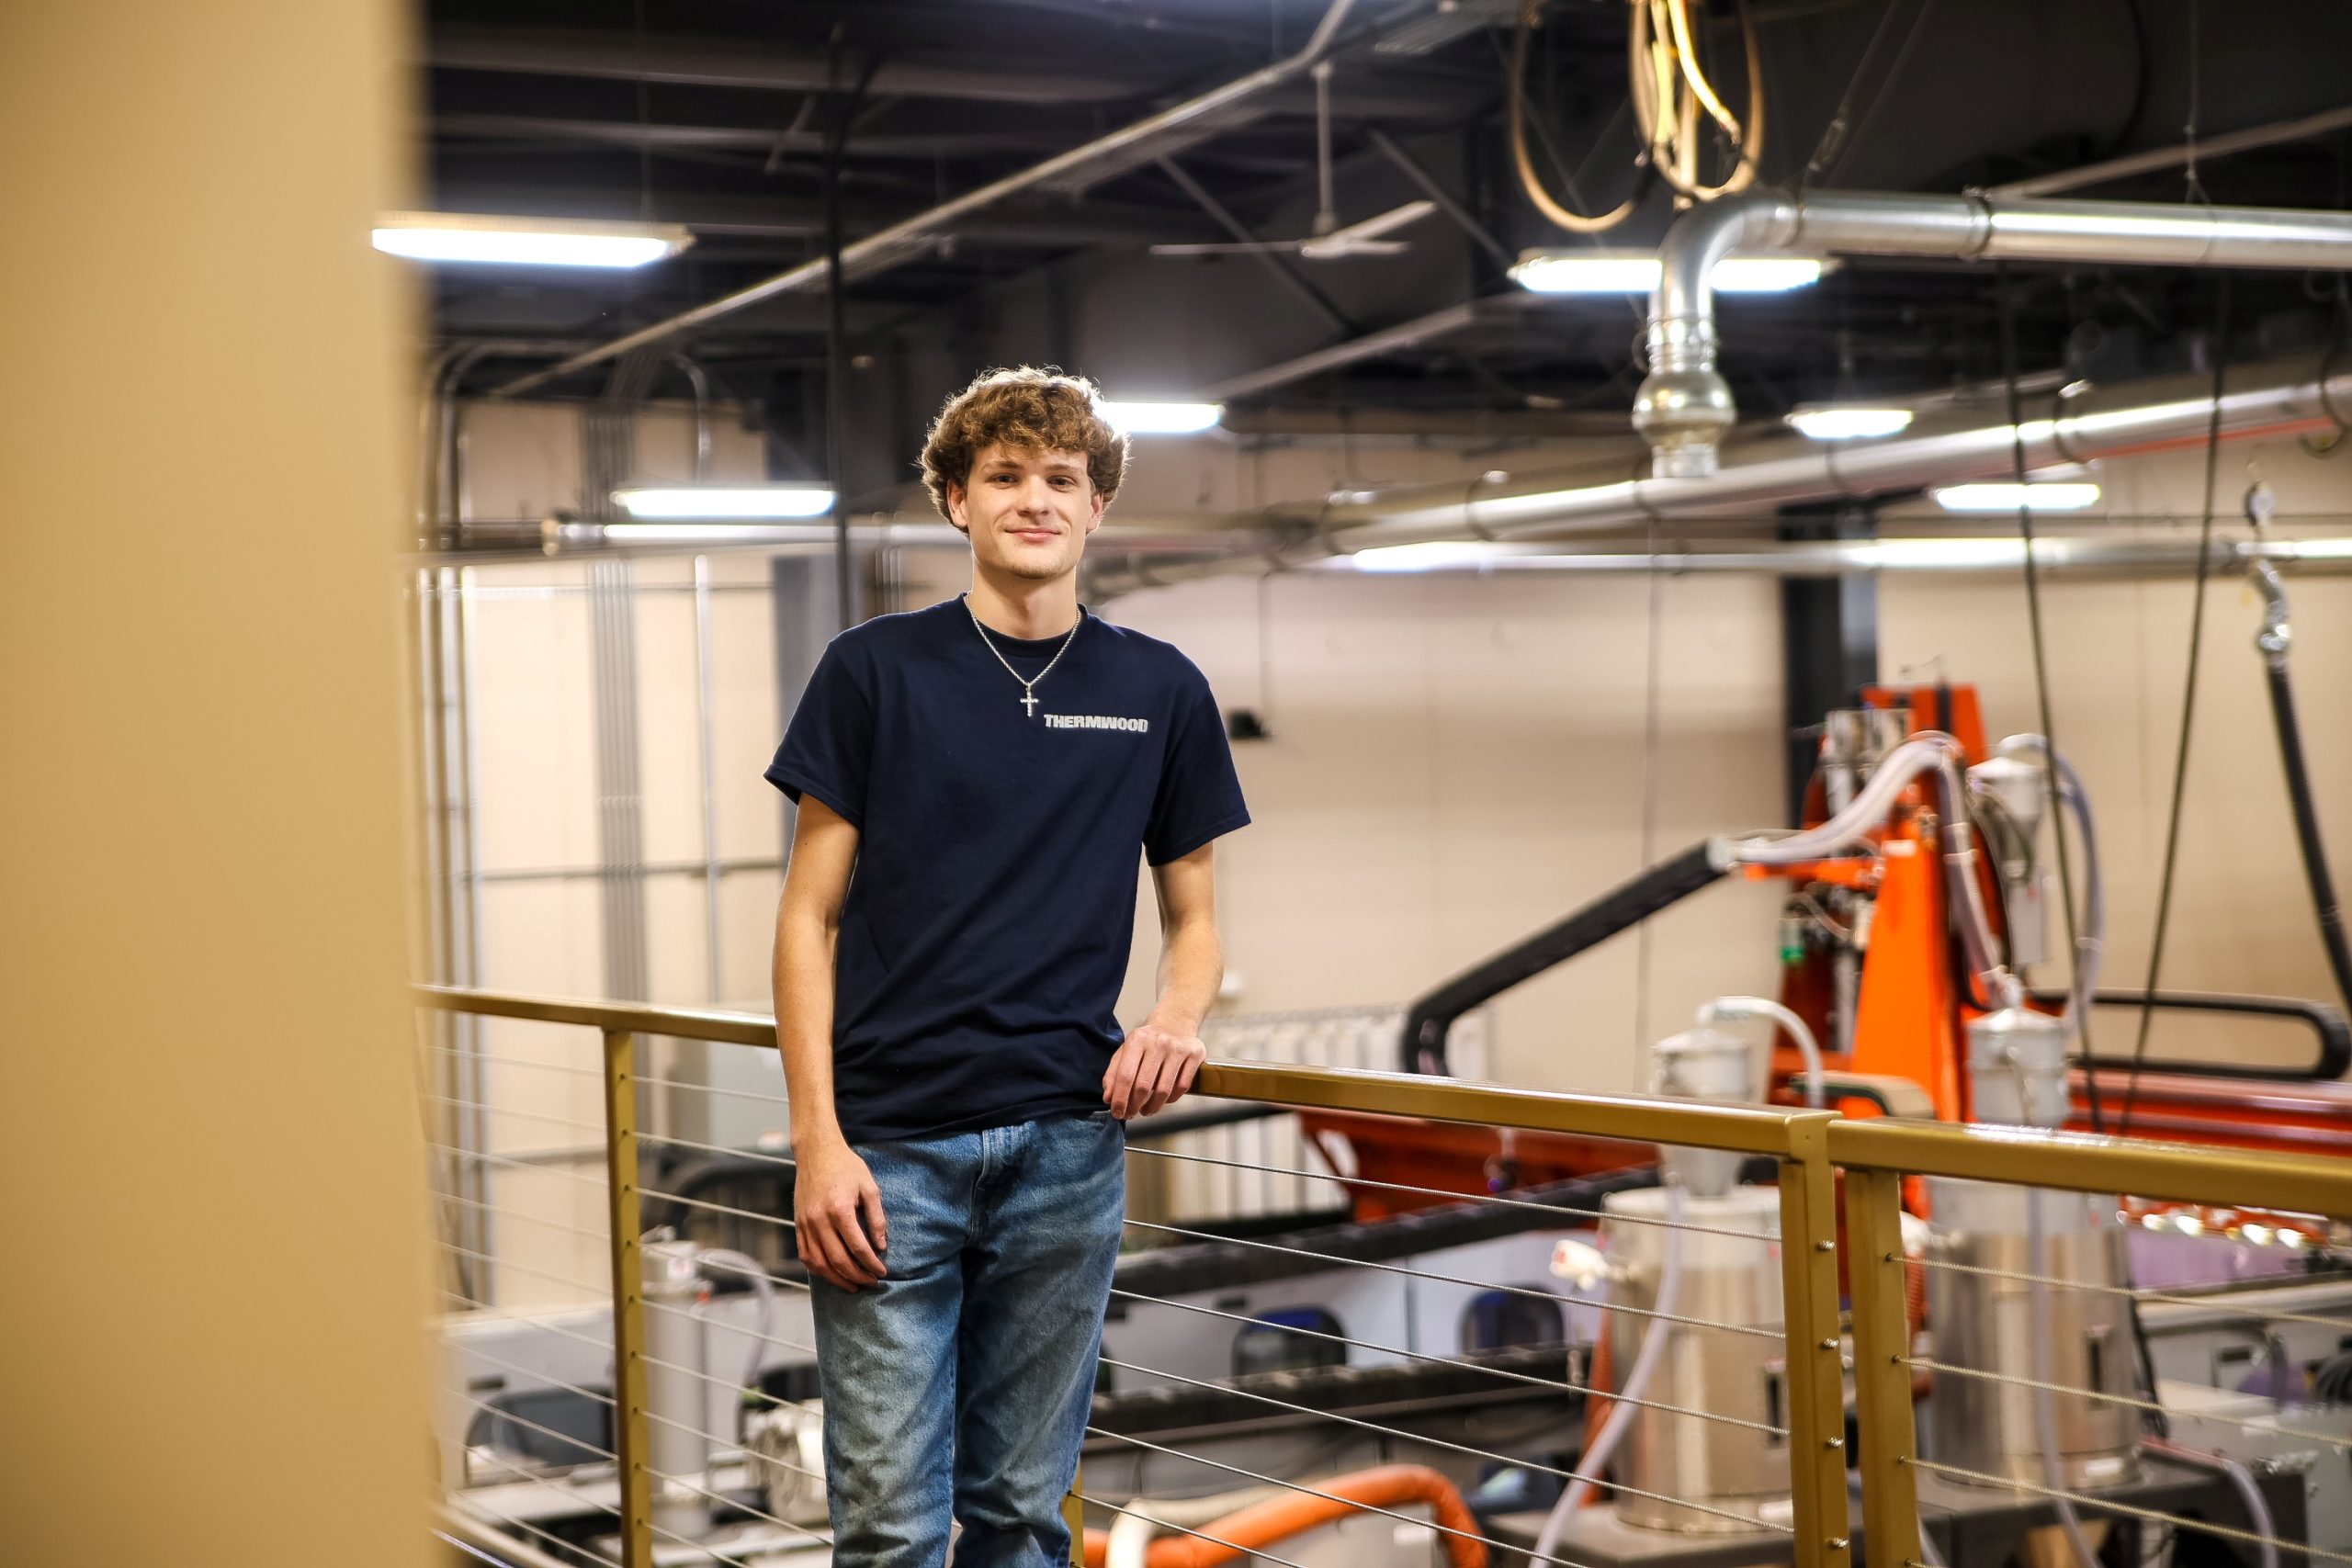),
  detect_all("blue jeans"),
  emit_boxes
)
[809,1111,1125,1568]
